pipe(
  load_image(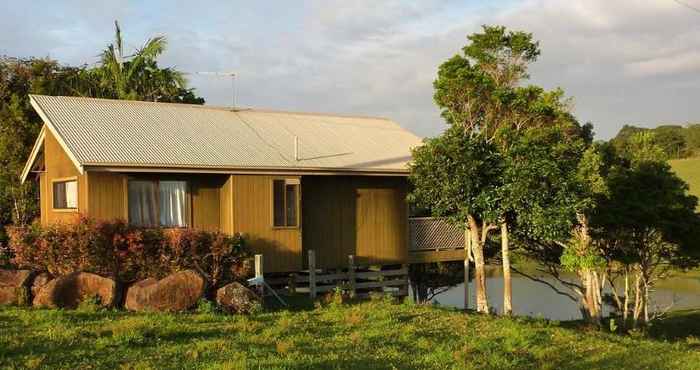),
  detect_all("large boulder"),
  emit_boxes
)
[0,269,33,305]
[216,282,260,314]
[125,270,205,312]
[33,272,117,309]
